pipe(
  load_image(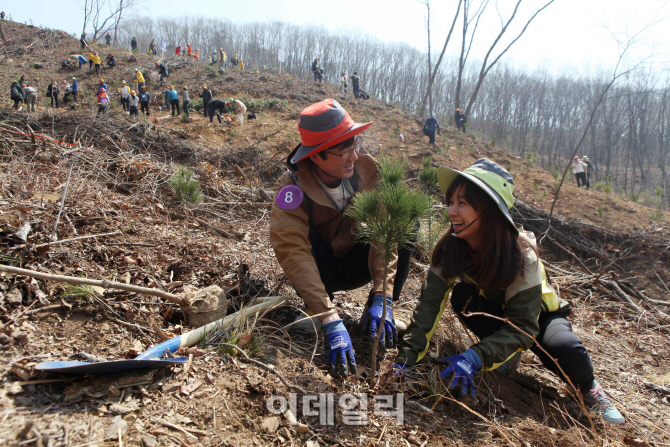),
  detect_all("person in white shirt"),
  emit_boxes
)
[340,72,347,98]
[231,98,247,126]
[571,156,587,188]
[128,90,140,118]
[119,80,131,112]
